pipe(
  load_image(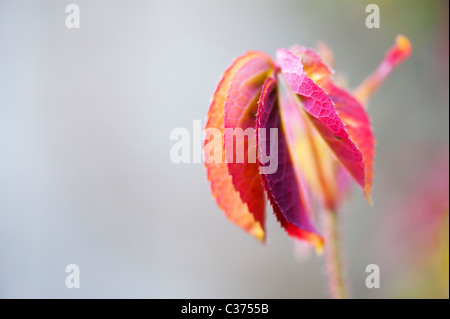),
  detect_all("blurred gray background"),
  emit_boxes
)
[0,0,448,298]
